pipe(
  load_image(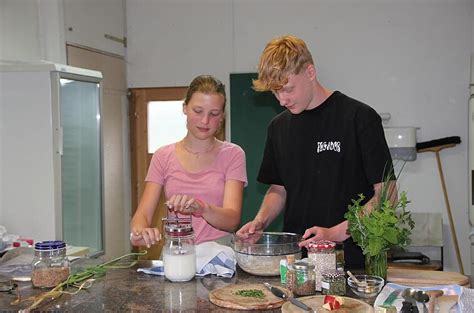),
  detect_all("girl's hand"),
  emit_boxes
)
[130,227,161,248]
[166,194,207,217]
